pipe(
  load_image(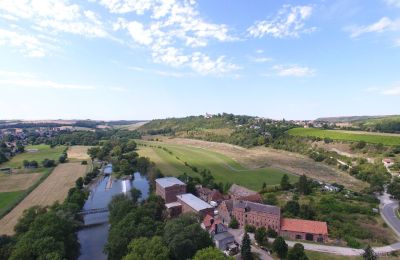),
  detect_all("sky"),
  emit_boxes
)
[0,0,399,121]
